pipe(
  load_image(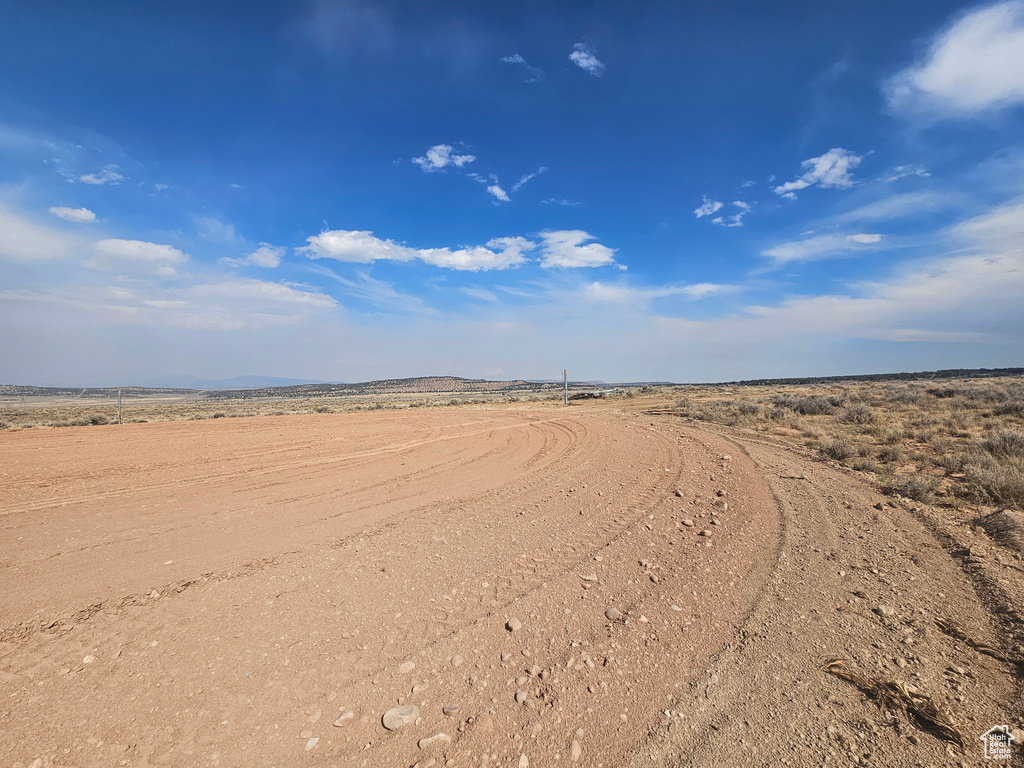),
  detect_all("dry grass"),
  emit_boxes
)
[821,658,965,748]
[0,390,563,431]
[663,376,1024,510]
